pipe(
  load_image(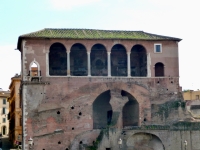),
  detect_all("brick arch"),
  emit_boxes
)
[131,44,147,77]
[70,43,87,76]
[88,82,151,125]
[126,132,165,150]
[111,44,127,76]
